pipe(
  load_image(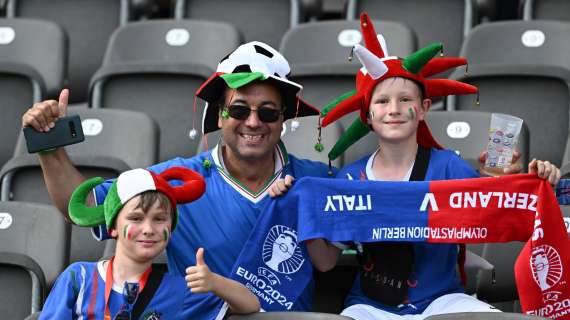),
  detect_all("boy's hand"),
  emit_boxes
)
[478,150,522,175]
[185,248,220,293]
[22,89,69,132]
[269,175,294,197]
[529,159,561,185]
